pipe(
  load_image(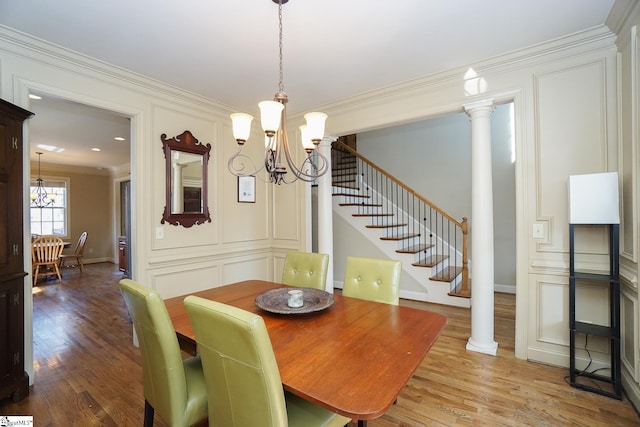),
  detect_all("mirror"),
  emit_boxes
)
[161,130,212,227]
